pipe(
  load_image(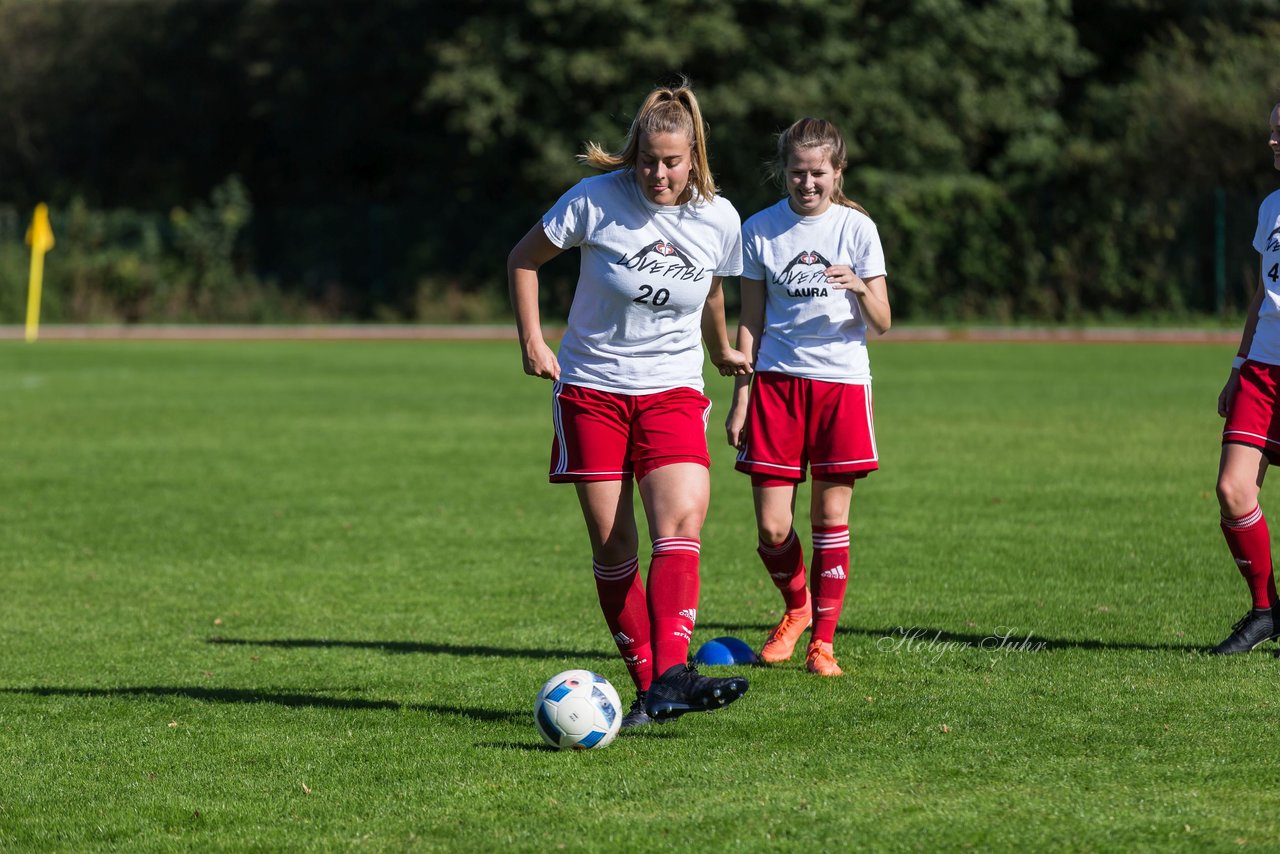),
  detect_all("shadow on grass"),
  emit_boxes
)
[208,636,612,661]
[0,685,526,722]
[477,741,564,753]
[478,728,681,751]
[698,622,1206,653]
